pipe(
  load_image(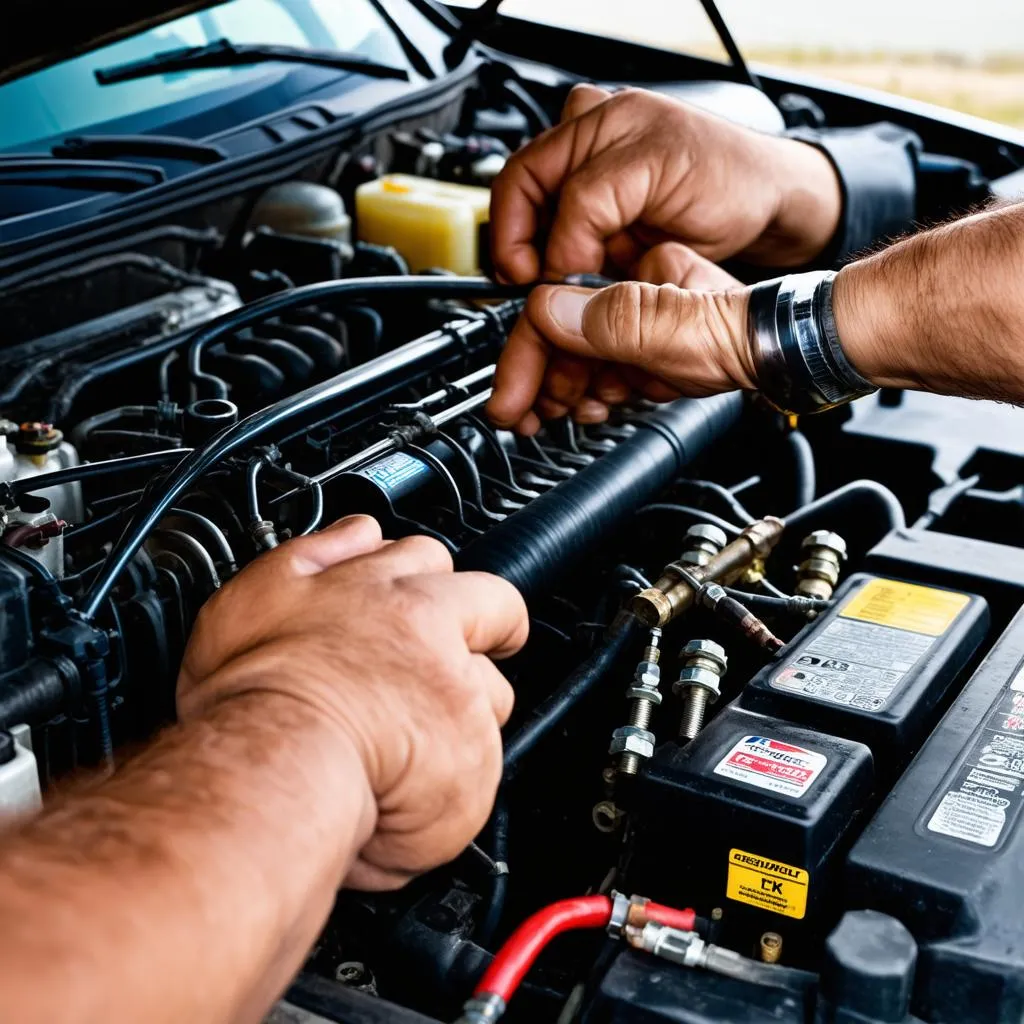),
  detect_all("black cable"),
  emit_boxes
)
[8,449,191,498]
[783,480,906,536]
[697,0,762,90]
[675,479,755,525]
[476,797,509,948]
[785,430,816,510]
[503,611,639,778]
[635,503,742,537]
[614,564,652,590]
